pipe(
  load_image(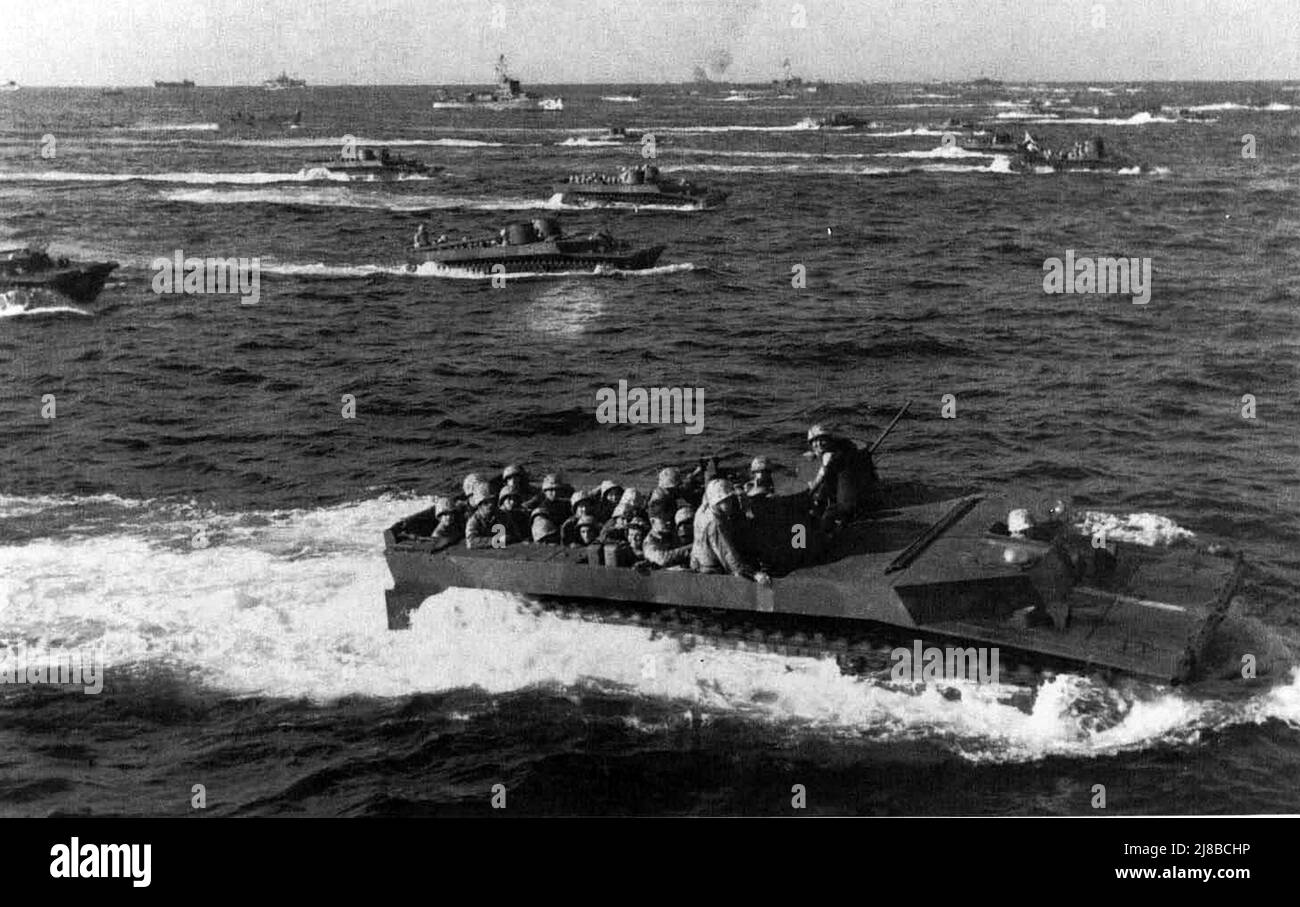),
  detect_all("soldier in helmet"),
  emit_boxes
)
[625,516,650,560]
[496,486,530,544]
[560,490,601,546]
[573,514,602,548]
[744,456,775,498]
[643,511,692,568]
[598,488,646,544]
[464,485,501,549]
[648,466,684,524]
[430,496,464,551]
[595,480,624,523]
[674,505,695,547]
[690,478,770,584]
[537,473,570,522]
[807,423,878,532]
[501,464,535,507]
[530,508,561,545]
[454,472,487,520]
